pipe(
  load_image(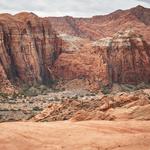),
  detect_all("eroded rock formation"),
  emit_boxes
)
[52,30,150,90]
[0,5,150,93]
[49,5,150,42]
[31,89,150,122]
[92,29,150,85]
[0,12,62,93]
